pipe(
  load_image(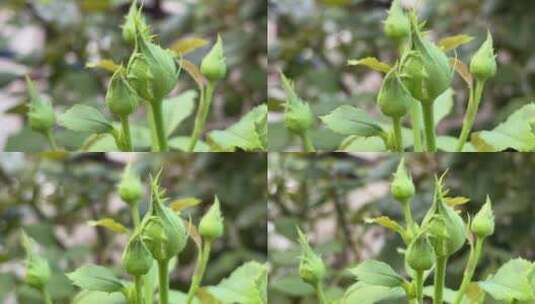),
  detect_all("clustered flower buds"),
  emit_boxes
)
[122,232,152,276]
[297,228,326,286]
[470,31,497,81]
[471,196,495,239]
[25,76,56,134]
[201,35,227,82]
[199,196,224,241]
[377,66,412,118]
[118,164,144,206]
[384,0,410,42]
[280,73,314,135]
[141,176,187,261]
[106,69,138,117]
[391,158,415,203]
